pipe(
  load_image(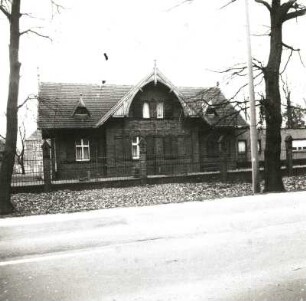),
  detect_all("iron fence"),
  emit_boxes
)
[9,148,306,187]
